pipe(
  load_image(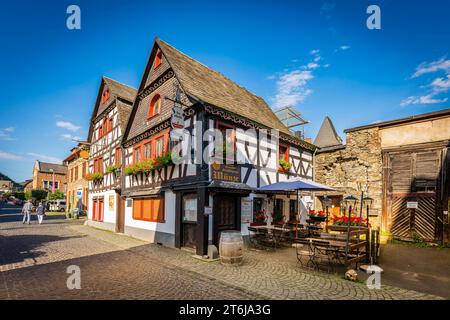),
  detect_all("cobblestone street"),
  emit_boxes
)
[0,204,442,300]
